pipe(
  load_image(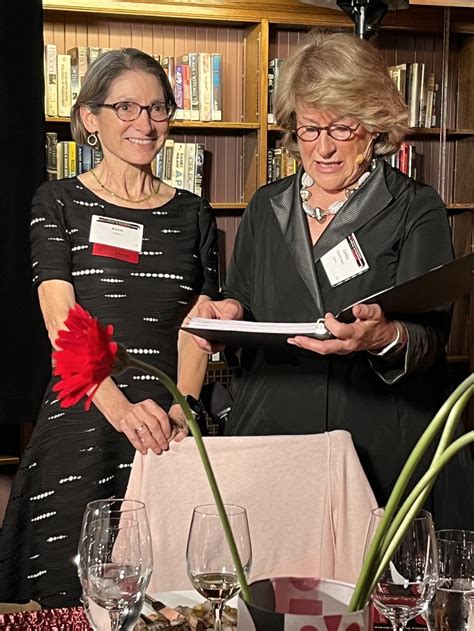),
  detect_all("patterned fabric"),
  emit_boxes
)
[0,178,219,608]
